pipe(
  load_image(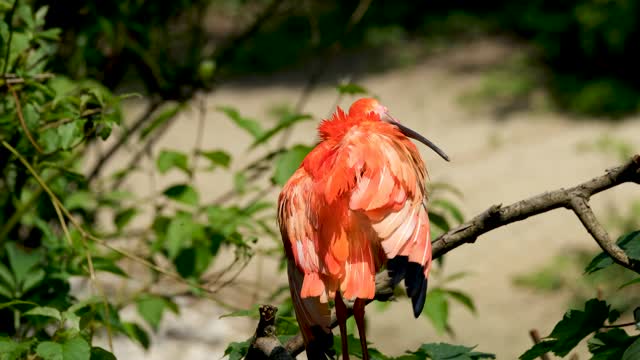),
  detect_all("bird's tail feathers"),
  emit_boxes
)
[287,262,334,359]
